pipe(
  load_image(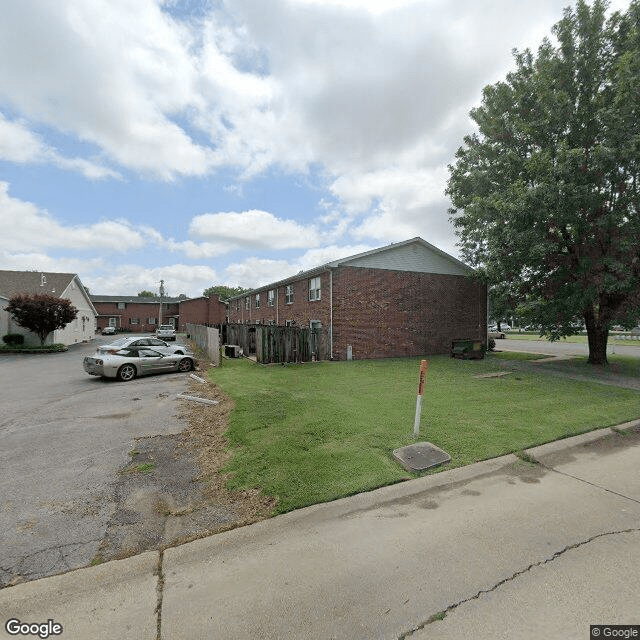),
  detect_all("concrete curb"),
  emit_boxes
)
[1,420,638,597]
